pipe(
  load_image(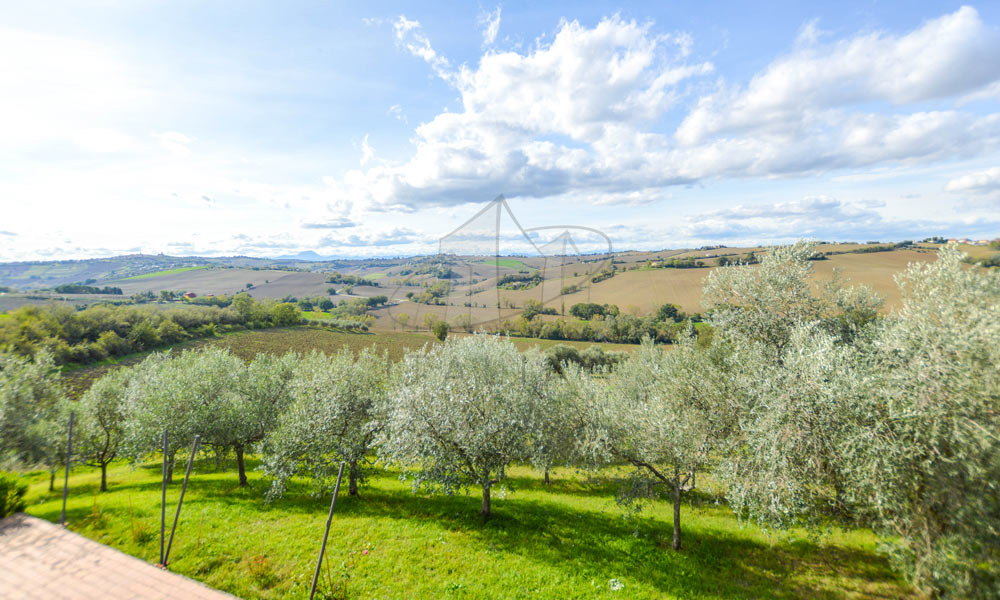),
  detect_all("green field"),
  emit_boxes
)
[300,310,334,320]
[363,272,387,280]
[124,265,210,280]
[477,258,529,270]
[22,460,910,600]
